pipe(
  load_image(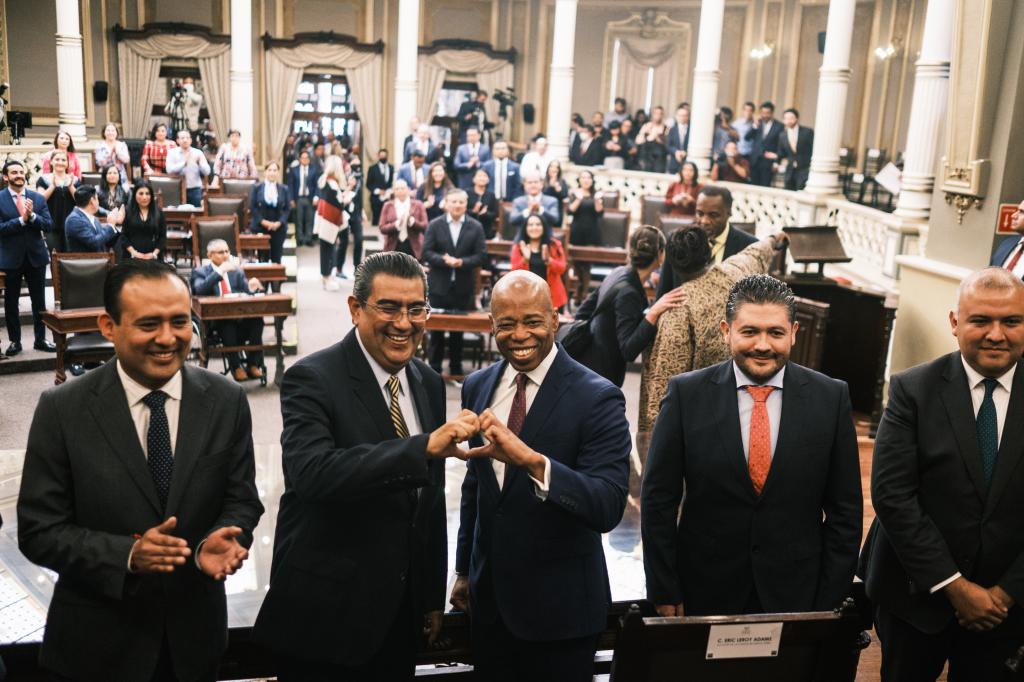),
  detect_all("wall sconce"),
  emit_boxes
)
[874,39,901,61]
[749,43,774,60]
